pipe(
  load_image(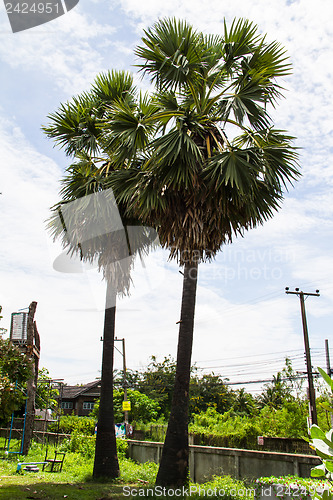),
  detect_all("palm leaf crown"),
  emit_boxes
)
[44,71,158,291]
[111,18,299,264]
[44,18,300,267]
